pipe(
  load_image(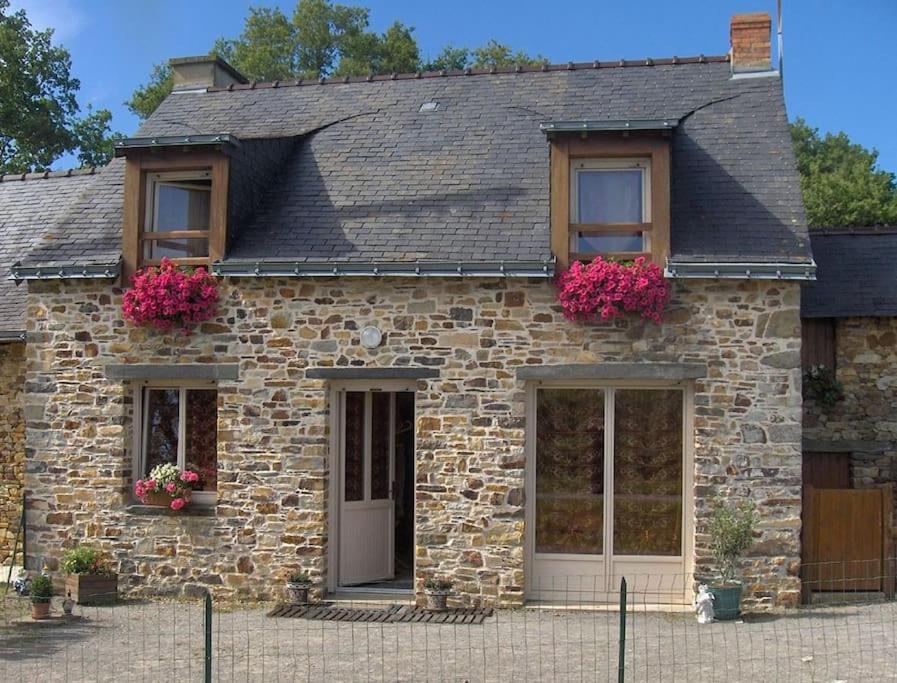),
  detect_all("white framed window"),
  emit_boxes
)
[142,170,212,262]
[569,158,651,257]
[133,383,218,505]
